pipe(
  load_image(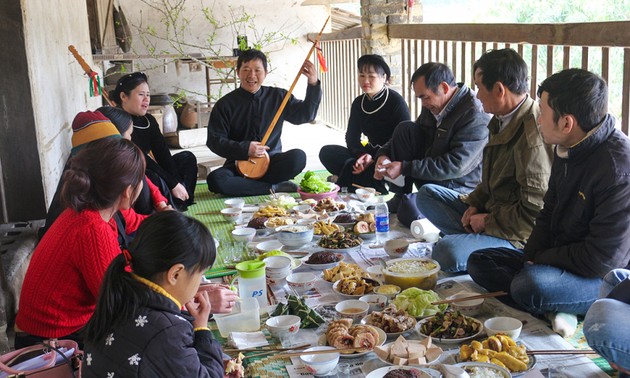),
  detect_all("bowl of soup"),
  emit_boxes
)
[335,299,369,323]
[382,258,441,290]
